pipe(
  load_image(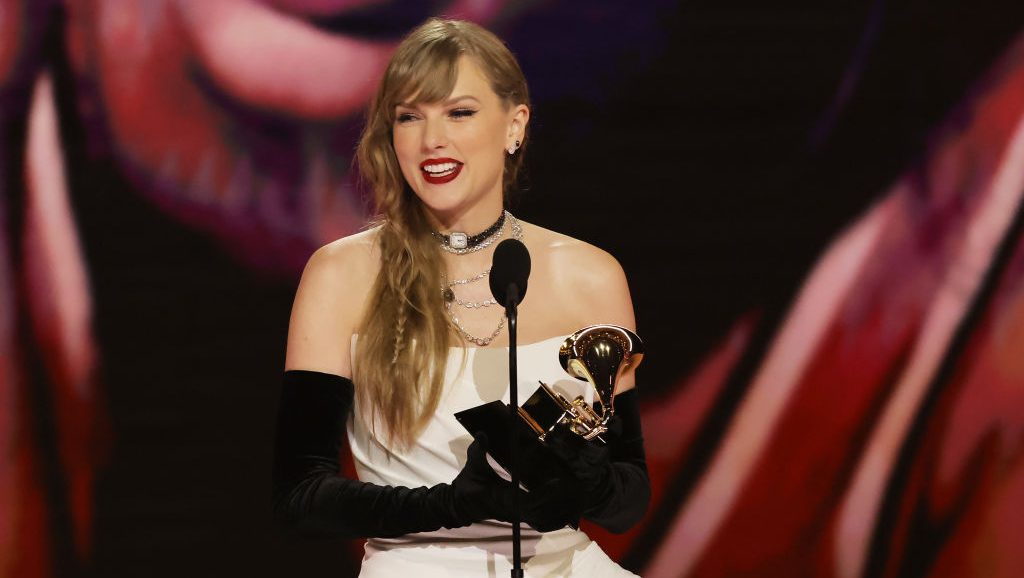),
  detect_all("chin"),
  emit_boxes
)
[418,199,471,221]
[412,185,473,215]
